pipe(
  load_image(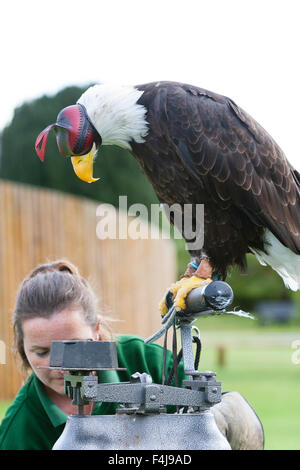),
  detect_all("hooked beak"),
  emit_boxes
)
[71,144,99,183]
